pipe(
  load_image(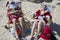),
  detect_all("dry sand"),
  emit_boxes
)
[0,0,60,40]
